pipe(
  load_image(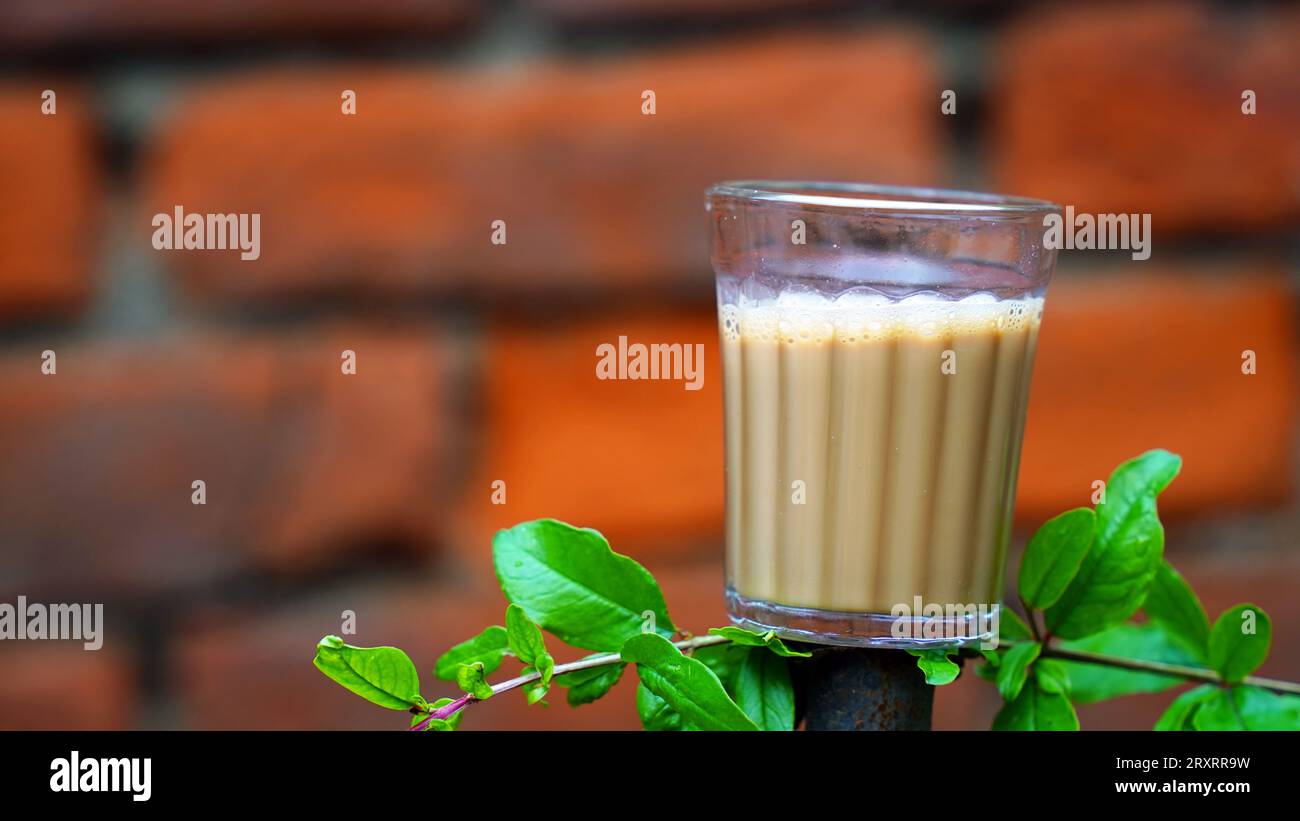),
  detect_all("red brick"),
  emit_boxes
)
[992,3,1300,233]
[0,1,477,50]
[1016,266,1298,524]
[452,309,724,570]
[0,643,134,729]
[140,30,941,304]
[0,83,98,321]
[176,557,726,730]
[0,326,451,597]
